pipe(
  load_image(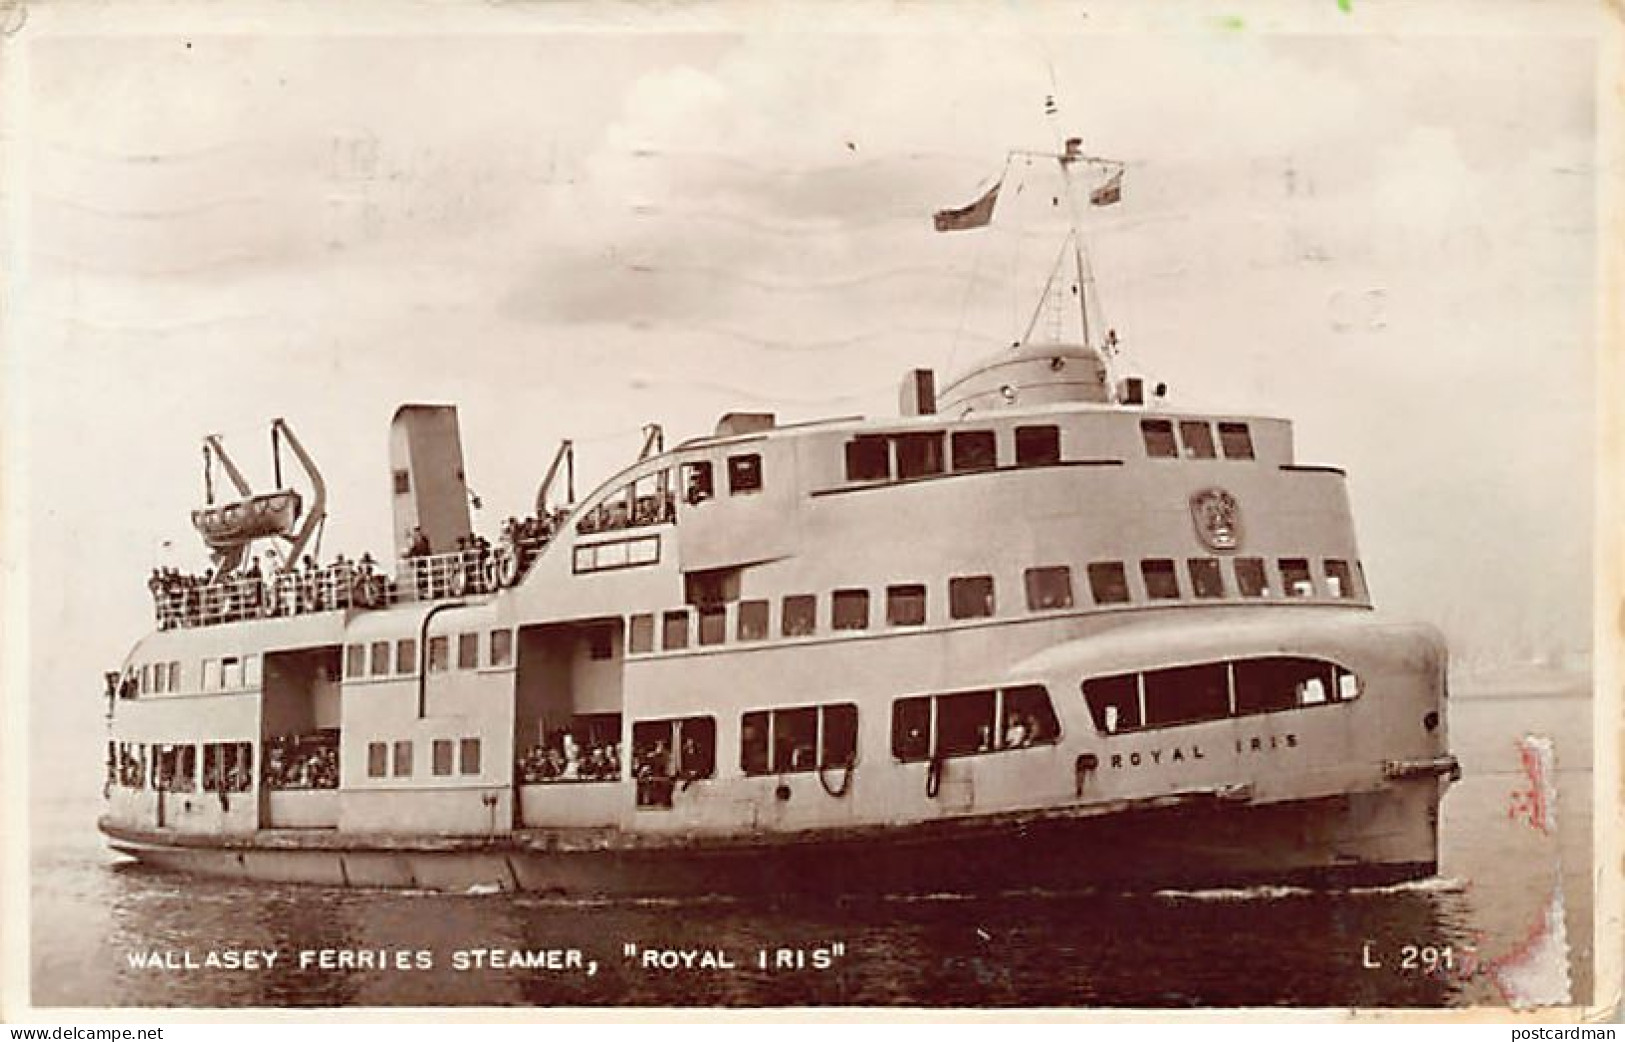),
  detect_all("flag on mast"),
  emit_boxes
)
[1090,170,1123,207]
[933,180,1002,232]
